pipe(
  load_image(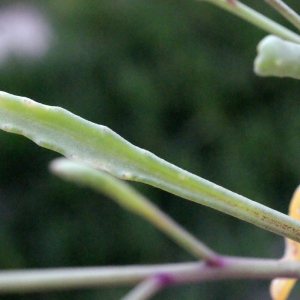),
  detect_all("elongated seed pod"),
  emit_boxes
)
[1,91,300,243]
